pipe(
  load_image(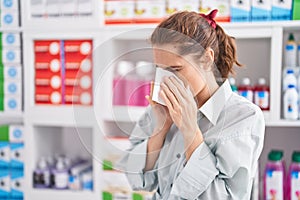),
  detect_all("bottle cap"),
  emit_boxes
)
[135,61,154,76]
[116,61,134,76]
[56,158,65,171]
[38,157,48,170]
[268,150,283,161]
[258,78,266,85]
[242,77,250,85]
[288,84,296,89]
[229,77,236,85]
[292,151,300,163]
[287,69,294,74]
[288,33,295,41]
